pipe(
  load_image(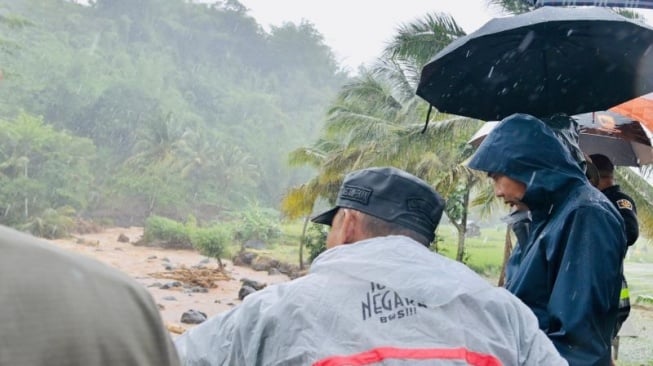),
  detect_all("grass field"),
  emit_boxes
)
[624,239,653,303]
[237,220,306,266]
[434,224,506,279]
